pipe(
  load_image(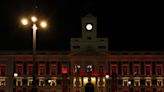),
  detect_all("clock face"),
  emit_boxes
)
[86,23,93,31]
